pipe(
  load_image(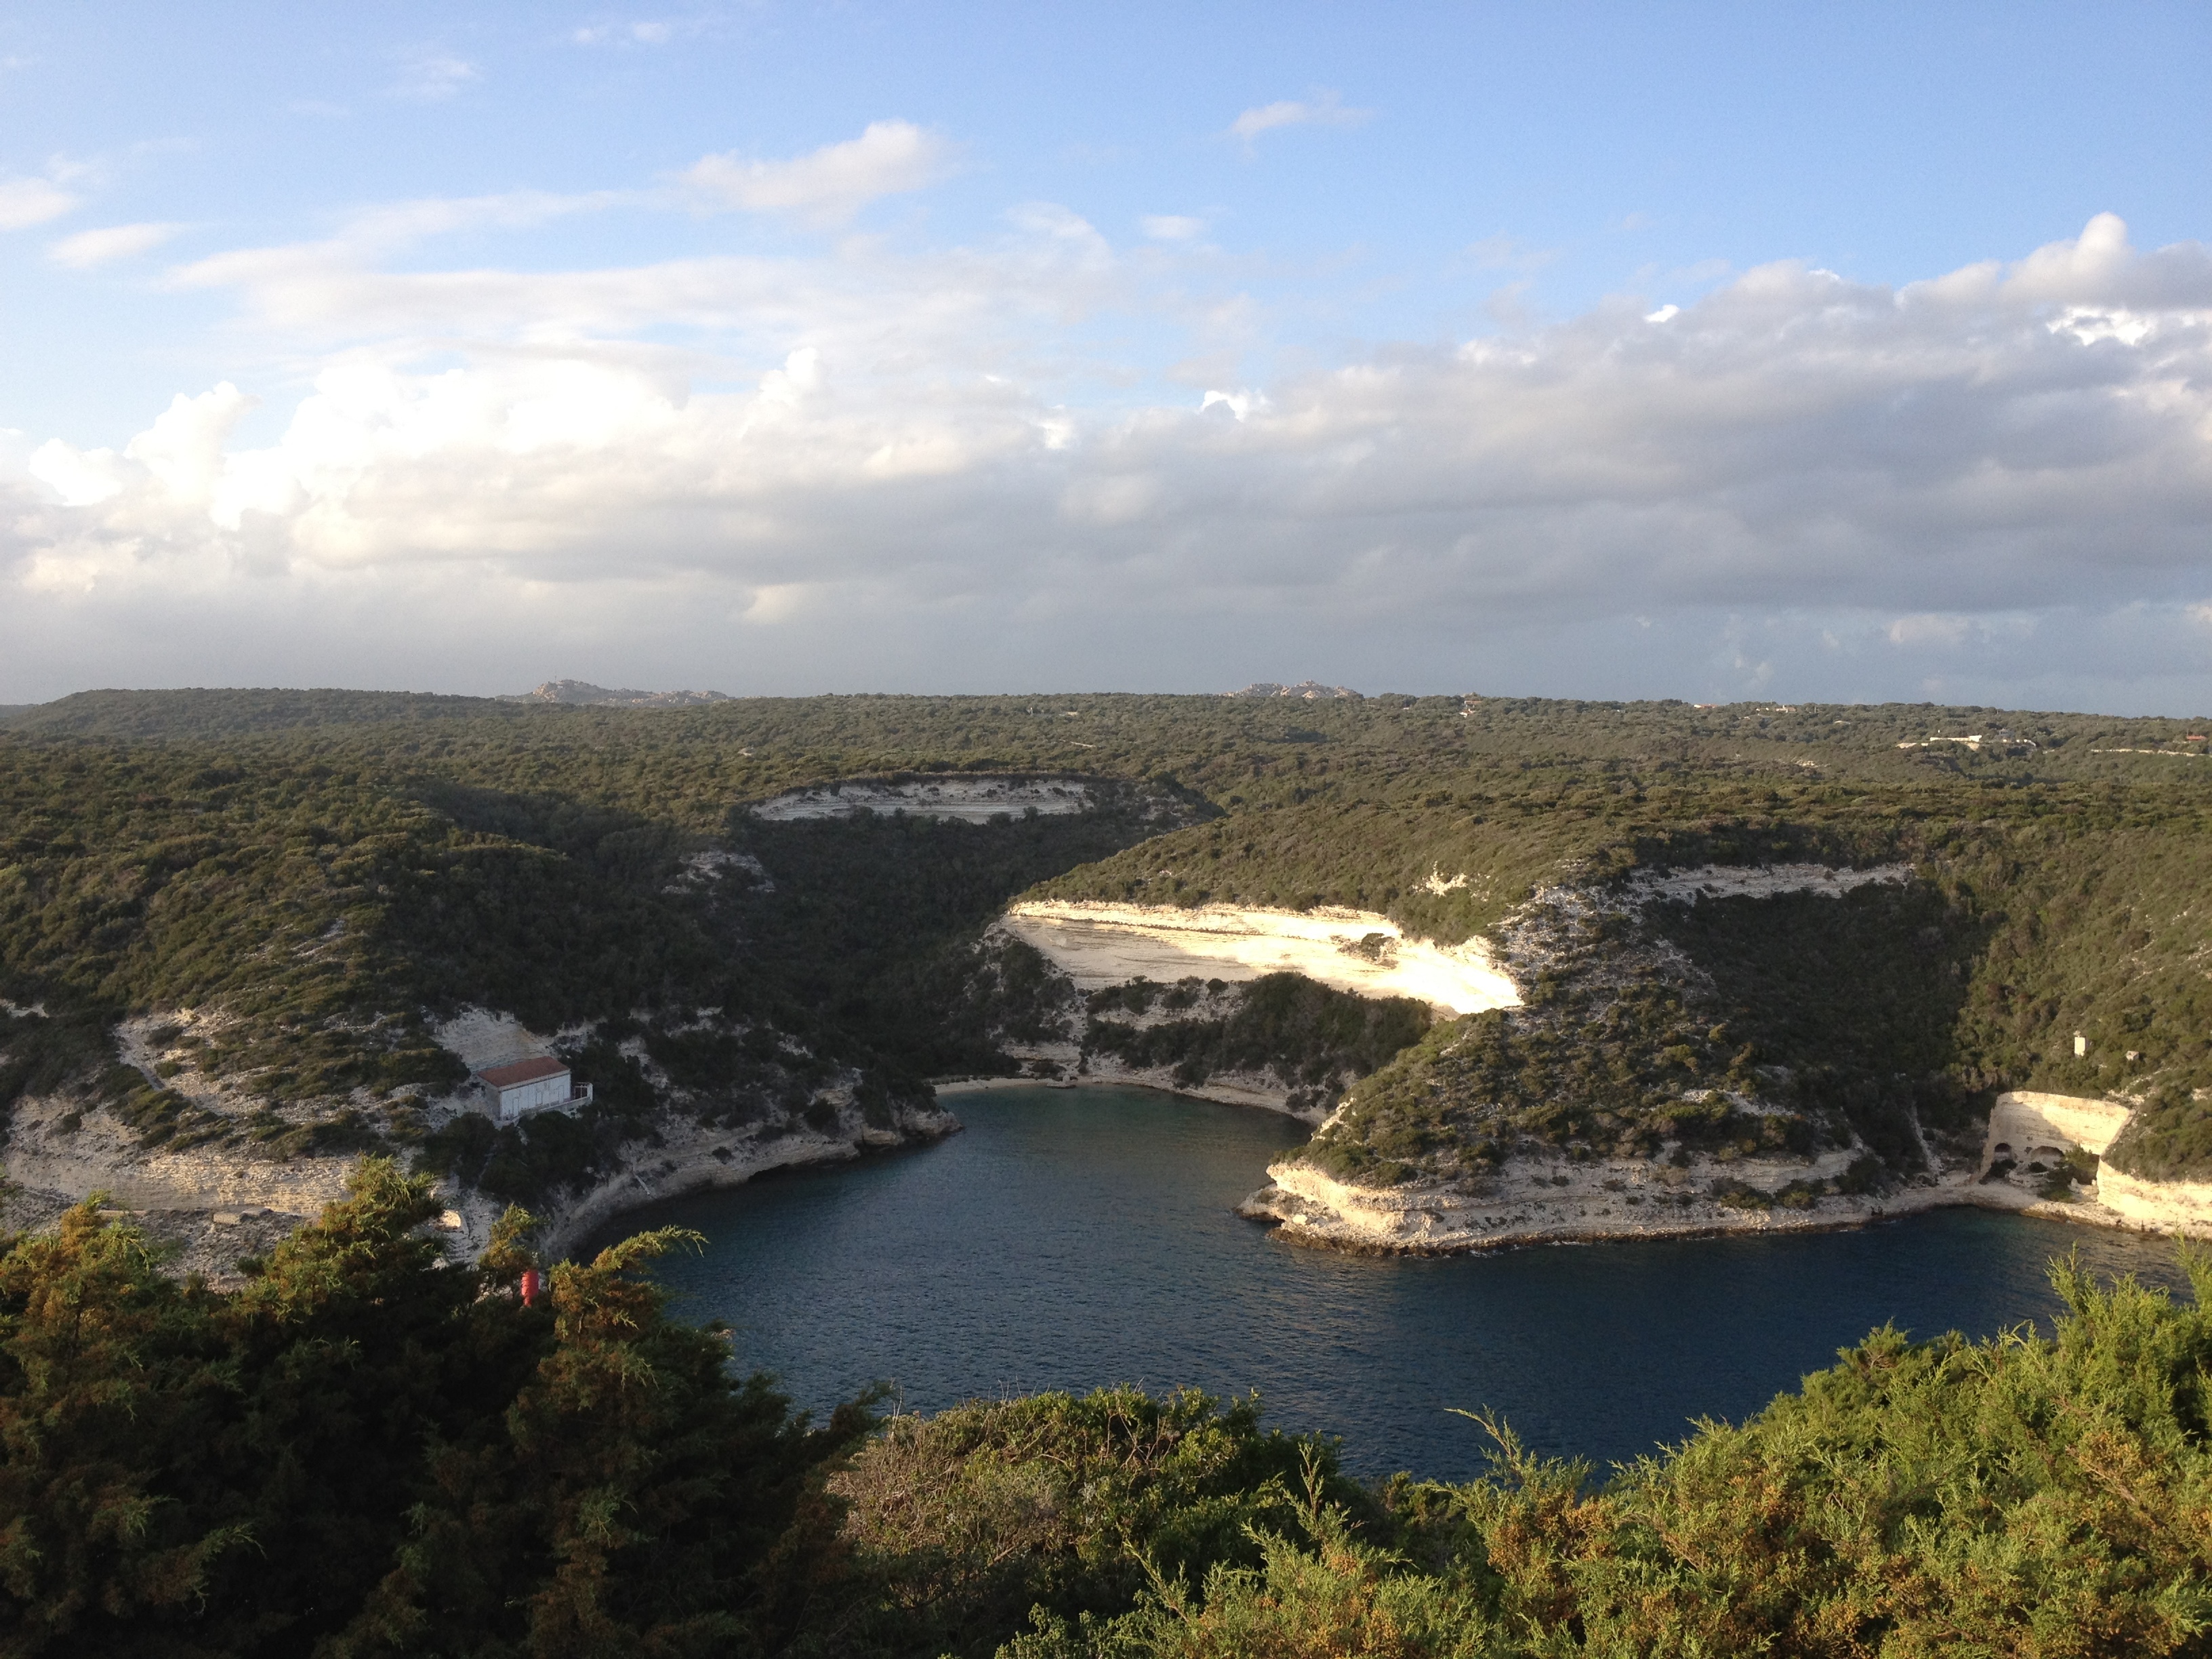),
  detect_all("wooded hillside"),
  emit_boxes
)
[2,687,2209,1195]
